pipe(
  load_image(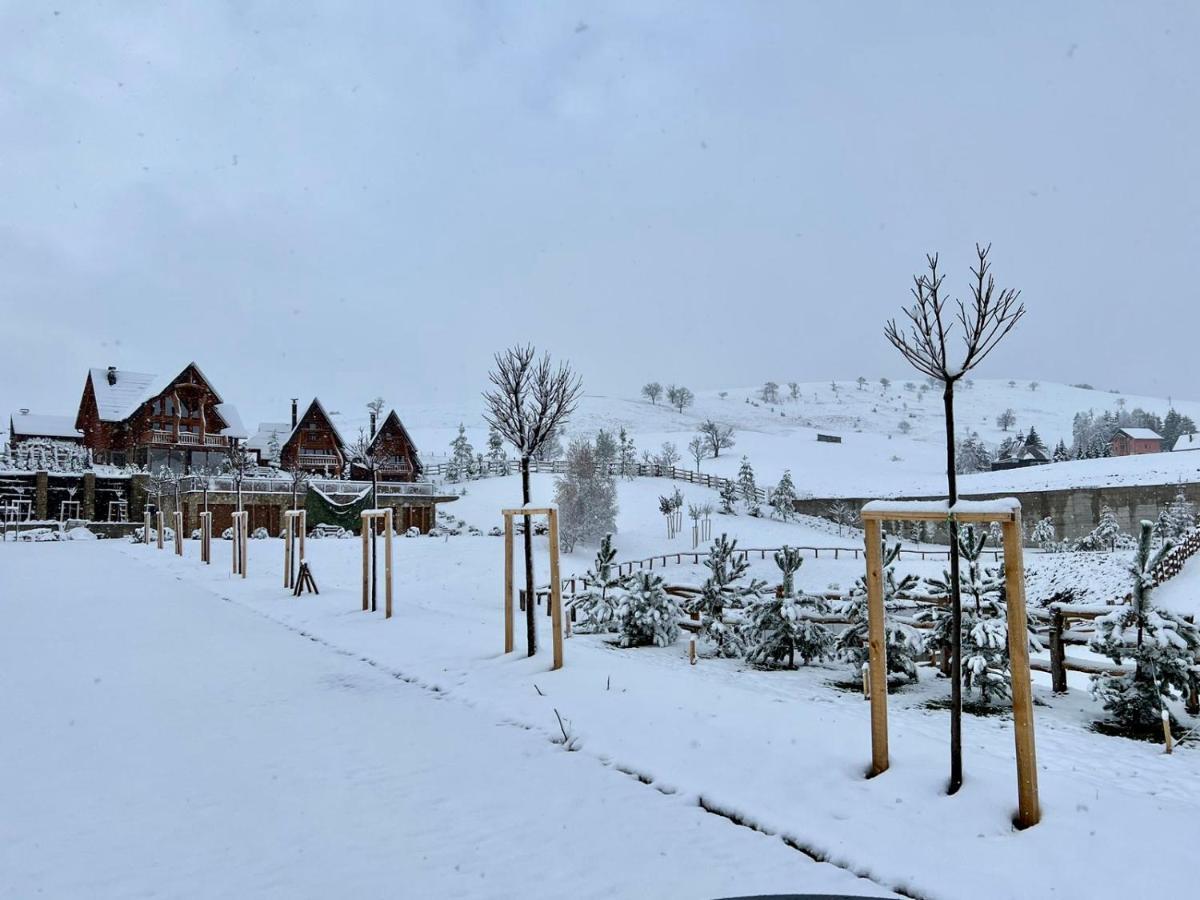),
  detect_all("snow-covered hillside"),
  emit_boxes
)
[336,379,1200,498]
